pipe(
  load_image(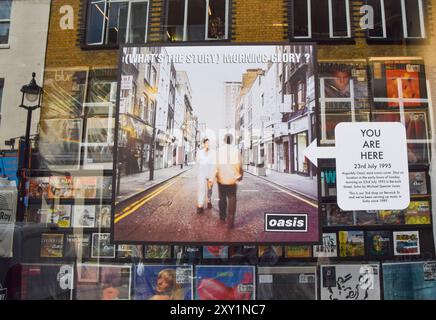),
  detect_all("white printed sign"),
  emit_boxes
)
[335,122,410,210]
